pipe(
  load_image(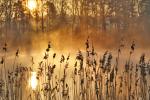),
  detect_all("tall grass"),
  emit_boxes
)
[0,38,149,100]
